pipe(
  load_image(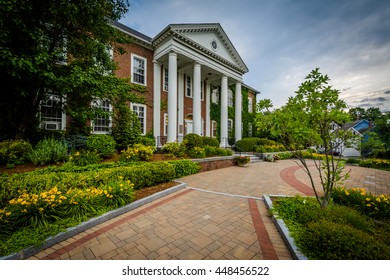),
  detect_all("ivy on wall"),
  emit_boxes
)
[209,85,256,143]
